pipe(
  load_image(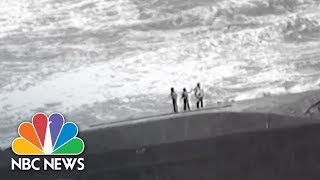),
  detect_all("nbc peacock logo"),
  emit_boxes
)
[12,112,85,155]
